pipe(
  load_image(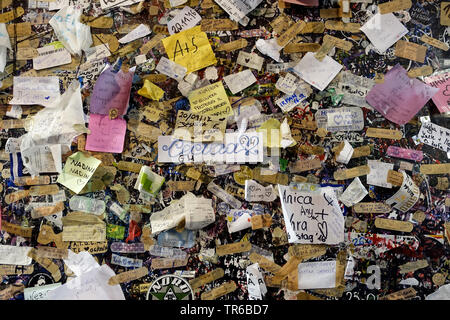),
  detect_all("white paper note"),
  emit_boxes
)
[360,13,408,54]
[118,24,151,44]
[245,179,277,202]
[298,260,336,289]
[367,160,393,188]
[339,177,368,207]
[292,52,343,91]
[223,69,257,94]
[156,56,187,82]
[9,76,60,107]
[167,7,202,35]
[0,245,32,265]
